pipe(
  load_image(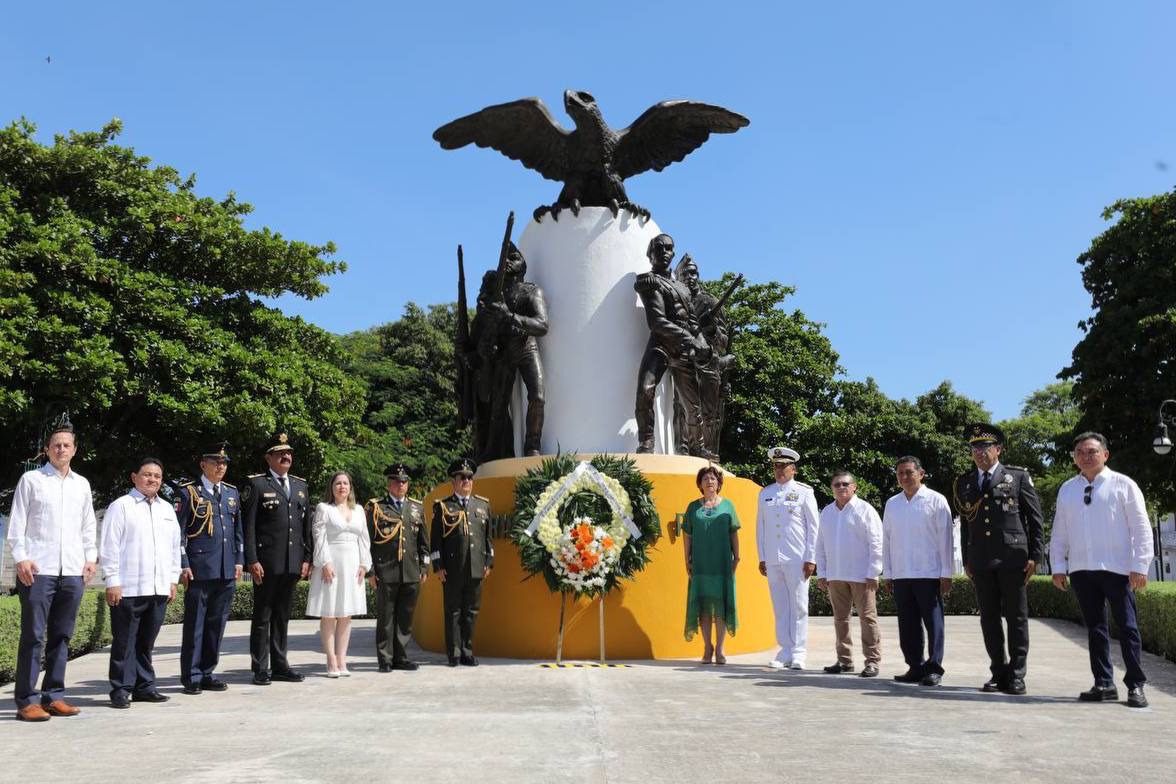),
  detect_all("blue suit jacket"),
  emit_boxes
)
[176,481,244,580]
